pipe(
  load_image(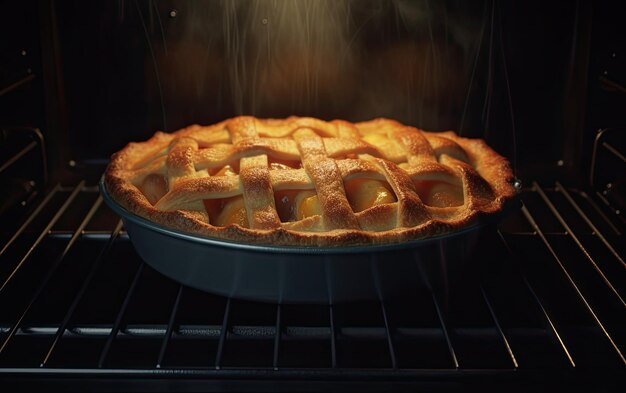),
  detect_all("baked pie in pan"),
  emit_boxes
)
[104,116,517,246]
